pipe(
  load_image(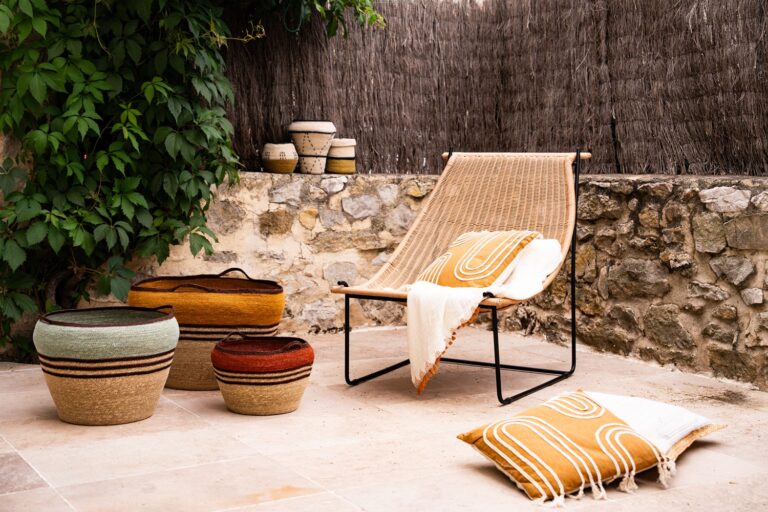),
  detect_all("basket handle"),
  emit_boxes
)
[218,332,248,344]
[216,267,254,280]
[217,333,305,353]
[164,283,215,293]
